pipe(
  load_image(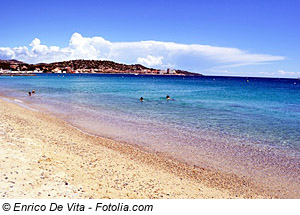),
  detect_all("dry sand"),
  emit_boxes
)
[0,97,277,198]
